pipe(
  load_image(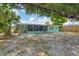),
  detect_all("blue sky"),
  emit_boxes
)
[13,9,52,25]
